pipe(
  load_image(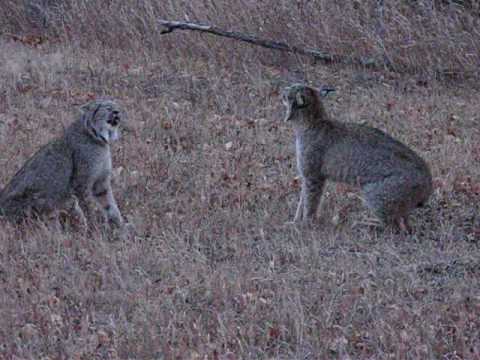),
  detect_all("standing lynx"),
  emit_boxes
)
[282,84,432,231]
